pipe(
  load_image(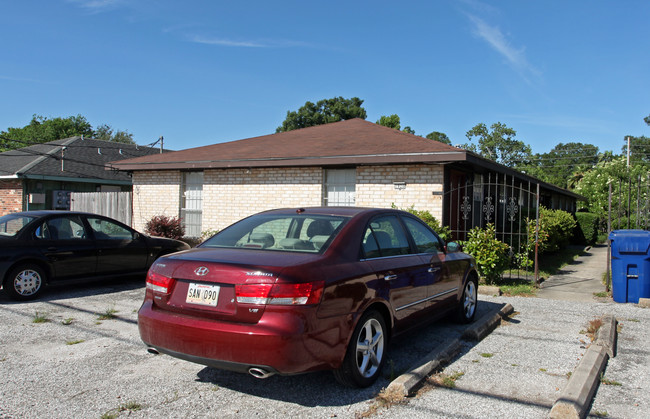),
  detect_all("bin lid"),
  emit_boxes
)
[608,229,650,254]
